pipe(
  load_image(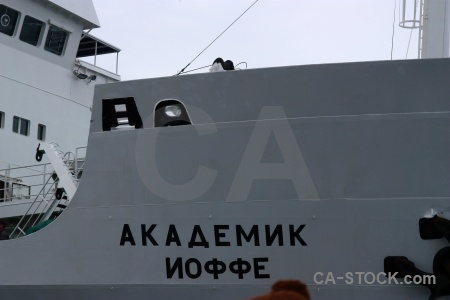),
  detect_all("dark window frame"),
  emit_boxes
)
[0,111,4,129]
[12,116,30,136]
[44,25,68,56]
[37,123,46,141]
[0,4,20,37]
[0,179,7,202]
[19,15,44,46]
